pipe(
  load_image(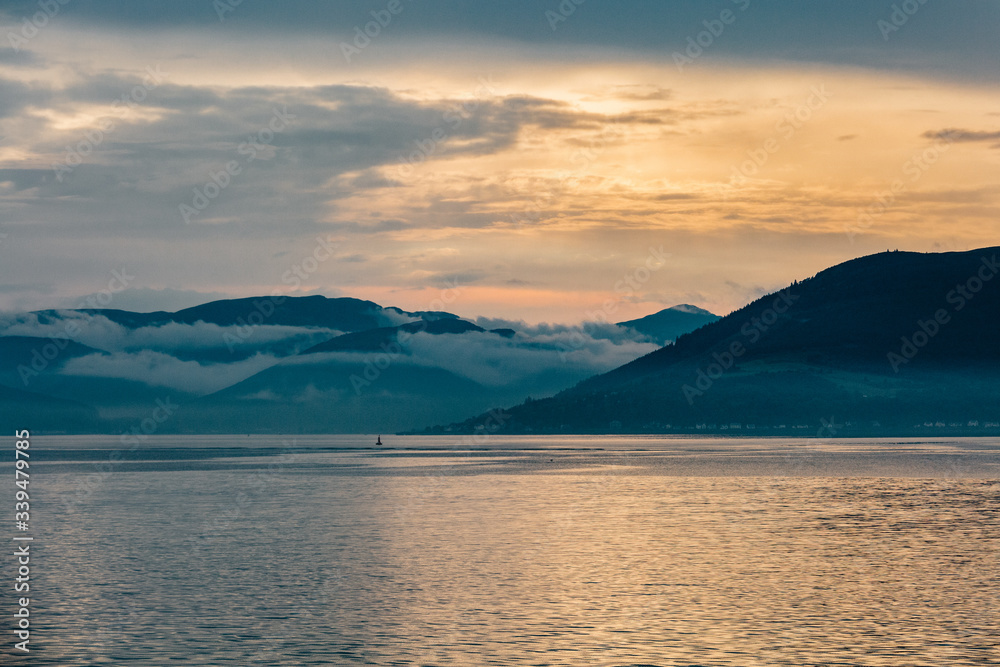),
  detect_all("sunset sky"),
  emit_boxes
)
[1,0,998,323]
